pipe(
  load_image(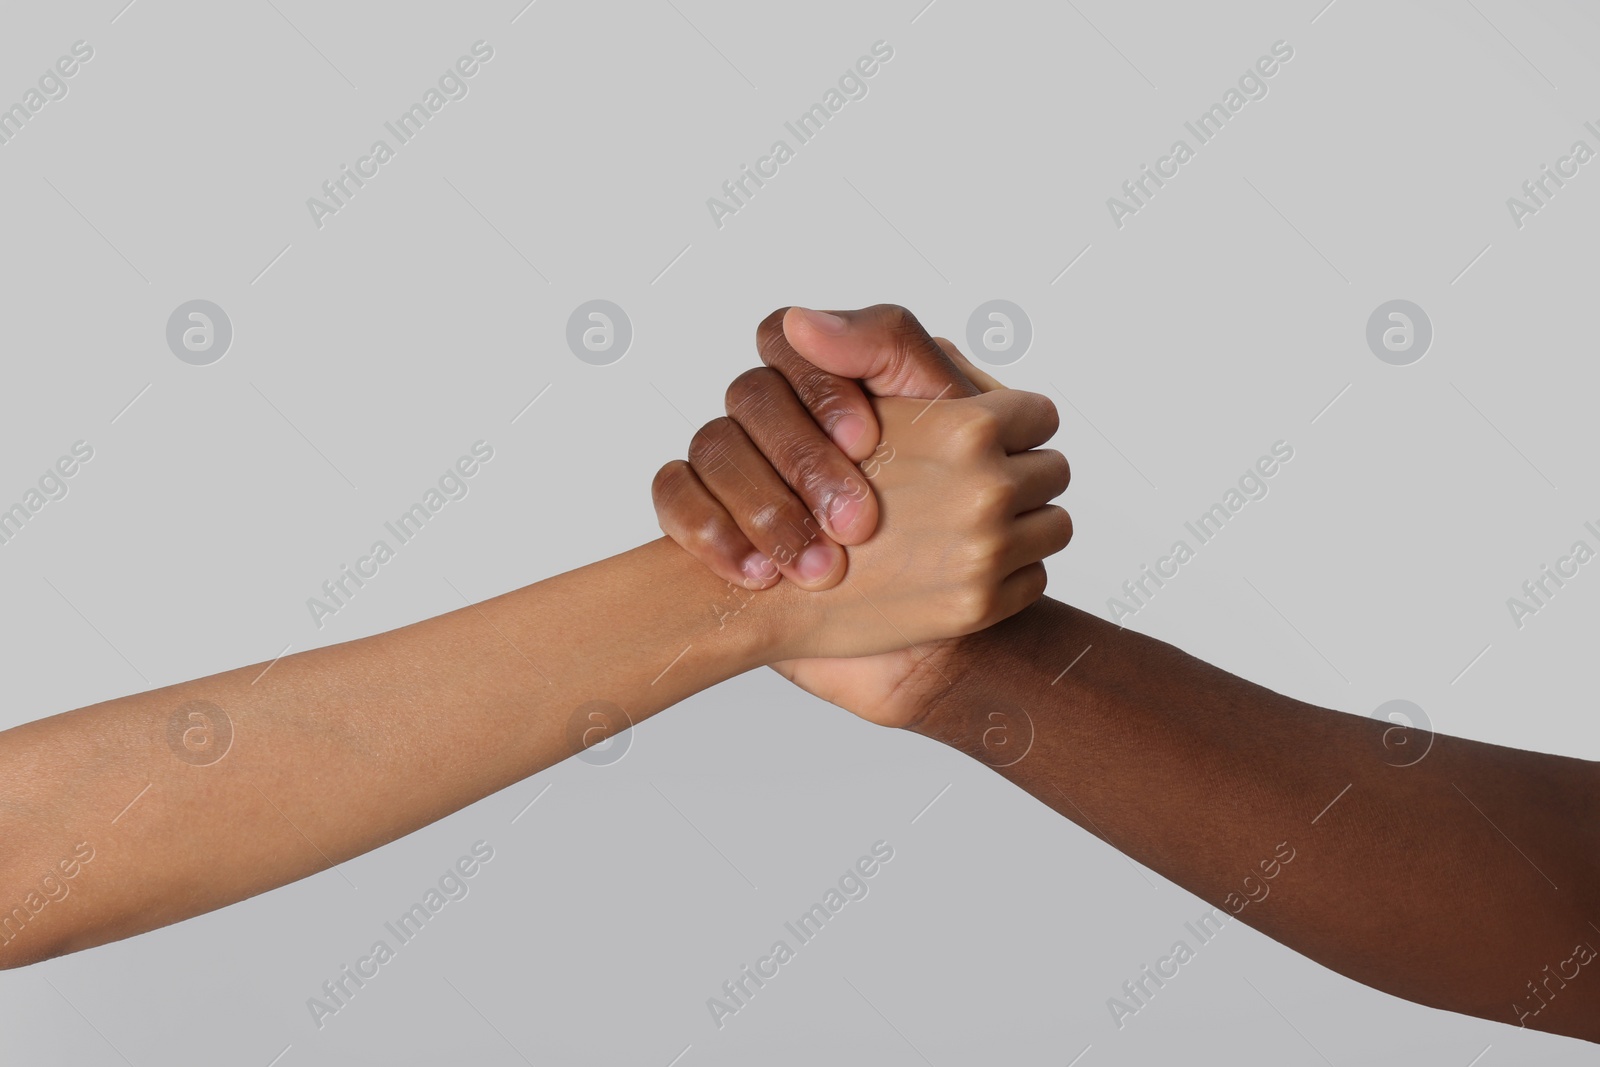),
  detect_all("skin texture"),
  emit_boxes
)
[657,303,1600,1043]
[913,598,1600,1042]
[0,385,1065,968]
